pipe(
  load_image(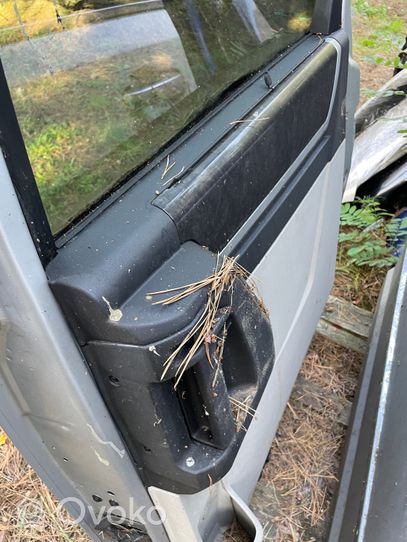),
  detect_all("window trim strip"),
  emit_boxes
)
[0,61,56,265]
